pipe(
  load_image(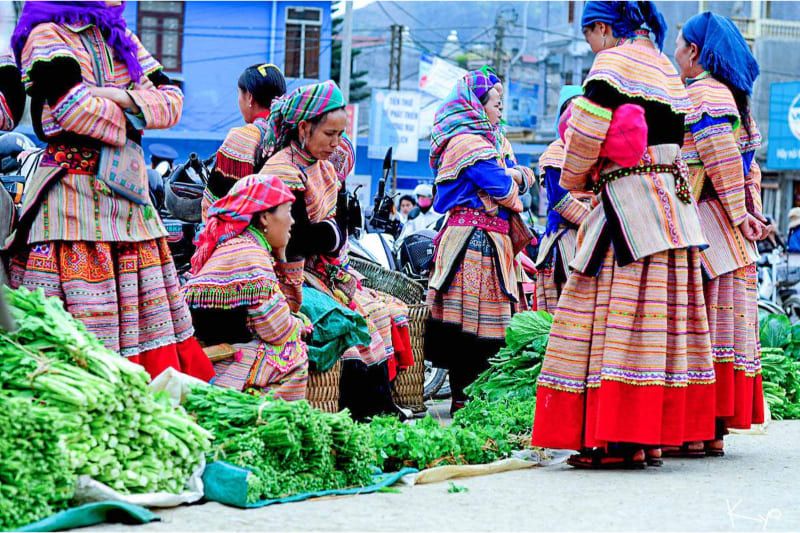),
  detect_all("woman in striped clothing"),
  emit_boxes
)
[425,68,535,414]
[531,1,716,469]
[184,175,310,400]
[673,11,767,456]
[201,64,286,221]
[7,1,213,381]
[260,81,412,420]
[535,86,592,314]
